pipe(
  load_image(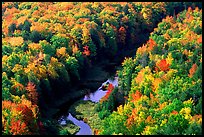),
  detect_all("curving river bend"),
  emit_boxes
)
[58,77,118,135]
